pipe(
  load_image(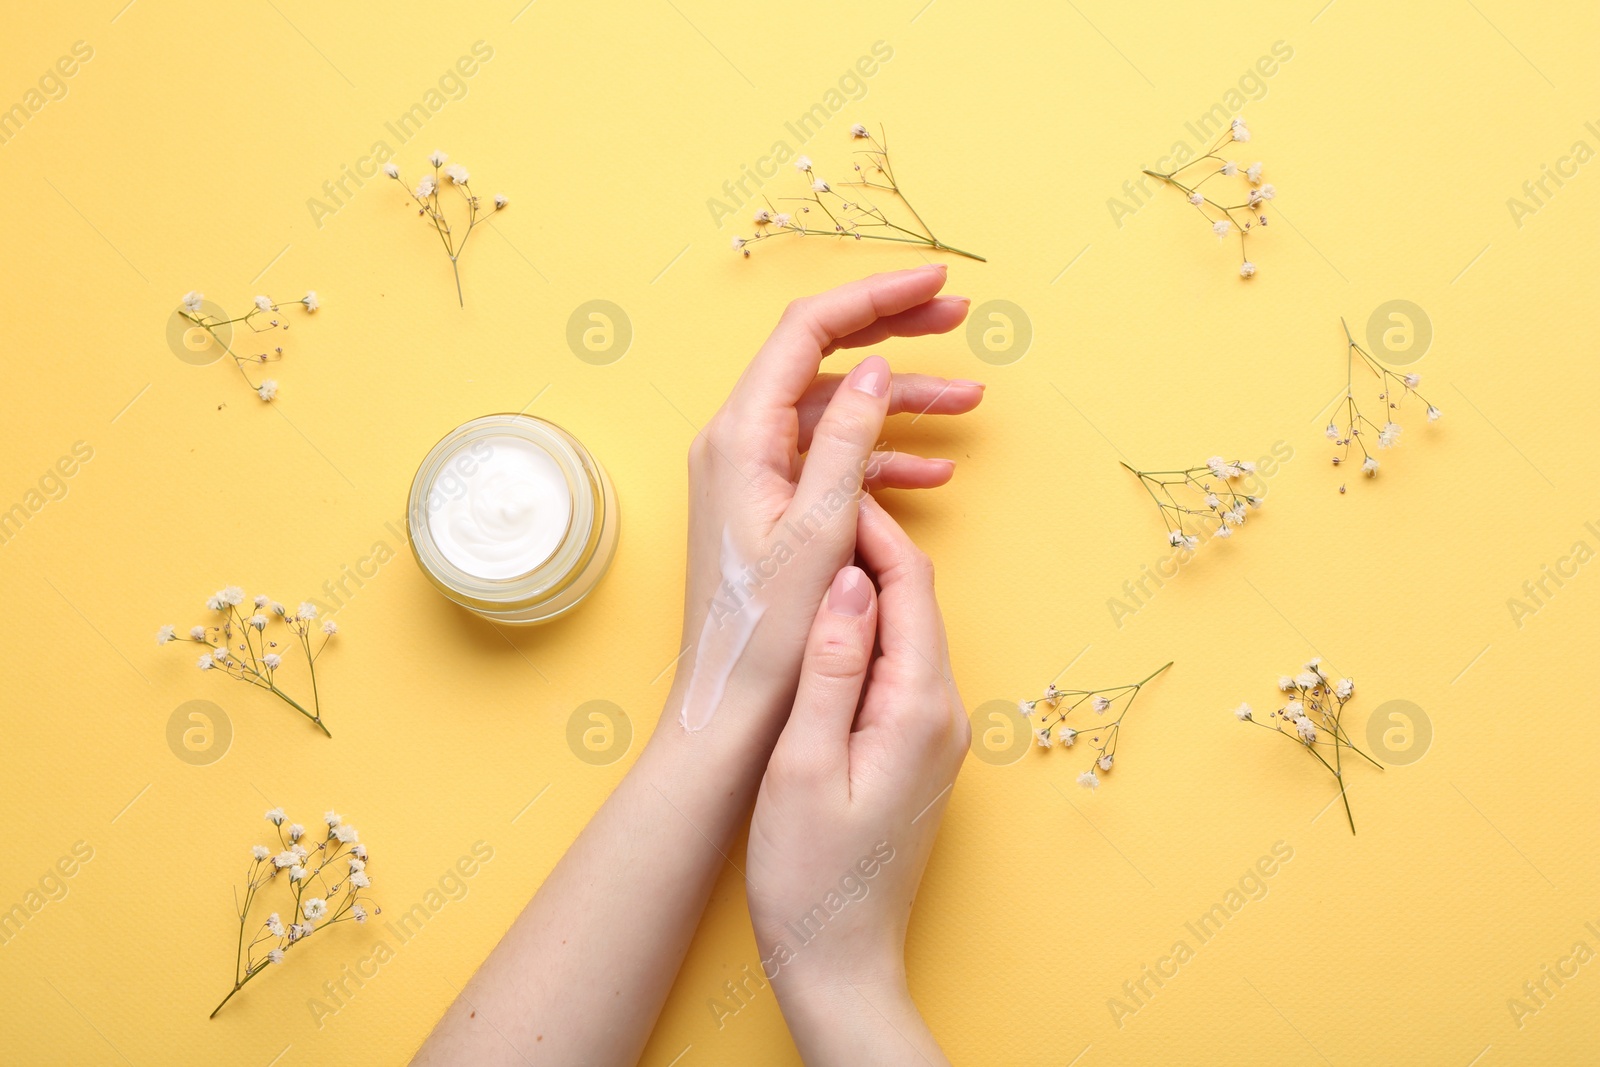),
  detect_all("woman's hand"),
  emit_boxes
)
[746,495,970,1067]
[664,264,979,756]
